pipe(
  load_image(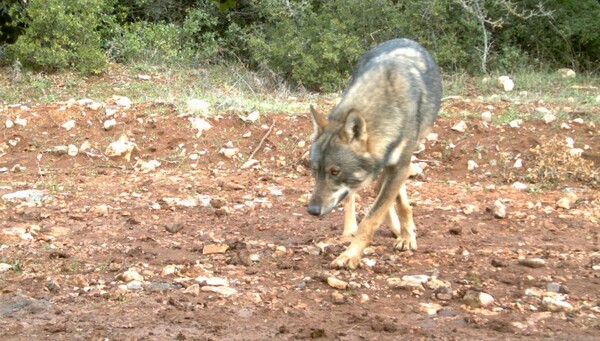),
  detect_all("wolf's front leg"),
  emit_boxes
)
[342,193,358,238]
